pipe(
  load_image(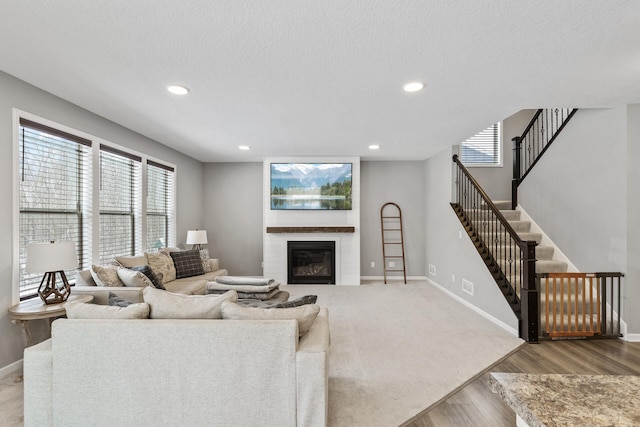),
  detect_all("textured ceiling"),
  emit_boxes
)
[1,1,639,162]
